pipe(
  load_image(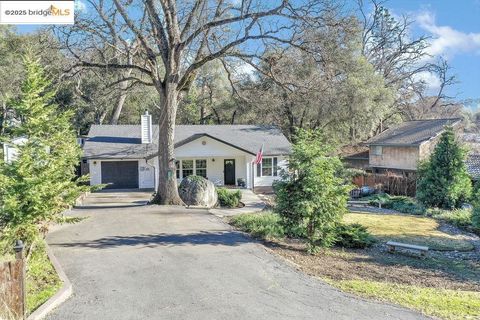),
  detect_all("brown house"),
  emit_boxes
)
[365,118,462,175]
